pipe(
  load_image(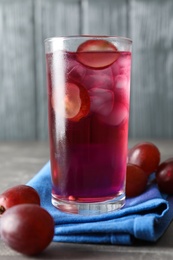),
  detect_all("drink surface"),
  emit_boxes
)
[46,43,131,203]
